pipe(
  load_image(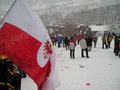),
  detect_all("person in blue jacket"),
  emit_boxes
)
[57,36,62,48]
